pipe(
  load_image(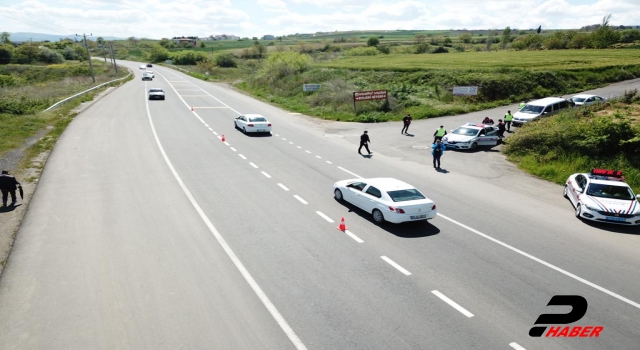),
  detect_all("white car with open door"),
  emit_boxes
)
[234,114,272,134]
[333,178,437,224]
[564,169,640,225]
[441,123,499,150]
